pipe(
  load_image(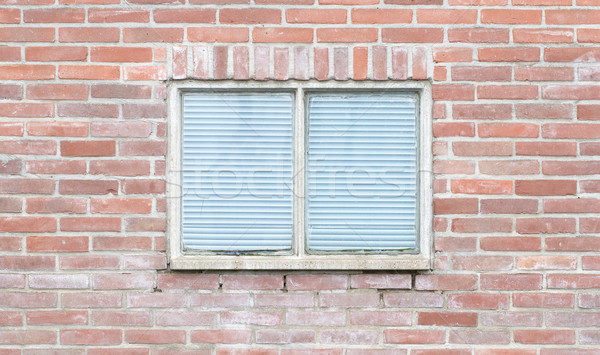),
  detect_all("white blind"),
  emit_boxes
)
[182,93,293,252]
[306,93,418,251]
